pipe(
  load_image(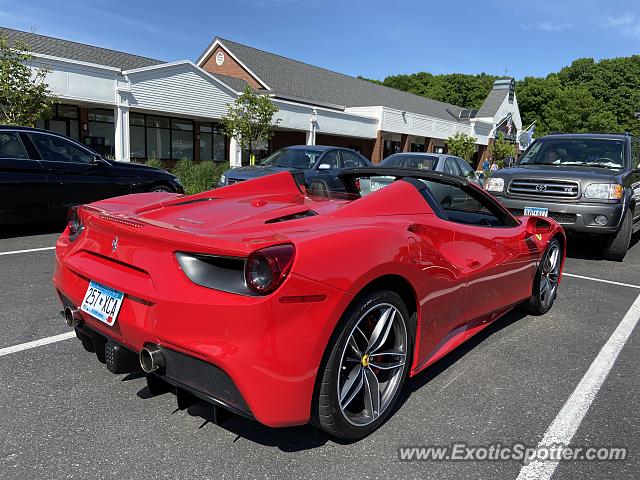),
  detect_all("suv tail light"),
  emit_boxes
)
[244,244,295,294]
